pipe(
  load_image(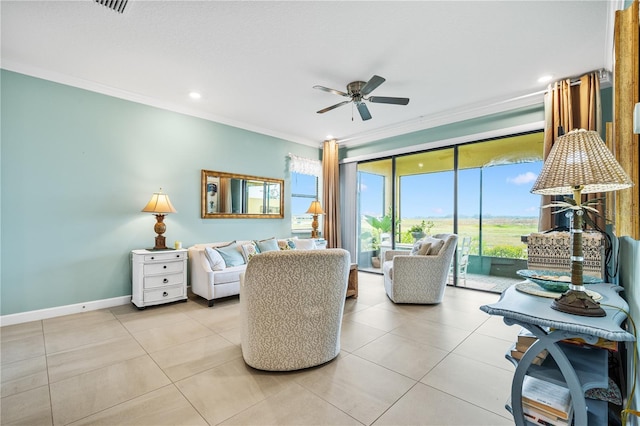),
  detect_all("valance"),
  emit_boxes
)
[288,153,321,177]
